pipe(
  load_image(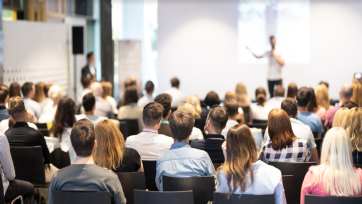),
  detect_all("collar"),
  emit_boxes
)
[0,106,6,110]
[161,120,169,124]
[13,122,29,128]
[23,97,29,100]
[206,134,225,140]
[170,142,190,150]
[142,128,158,134]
